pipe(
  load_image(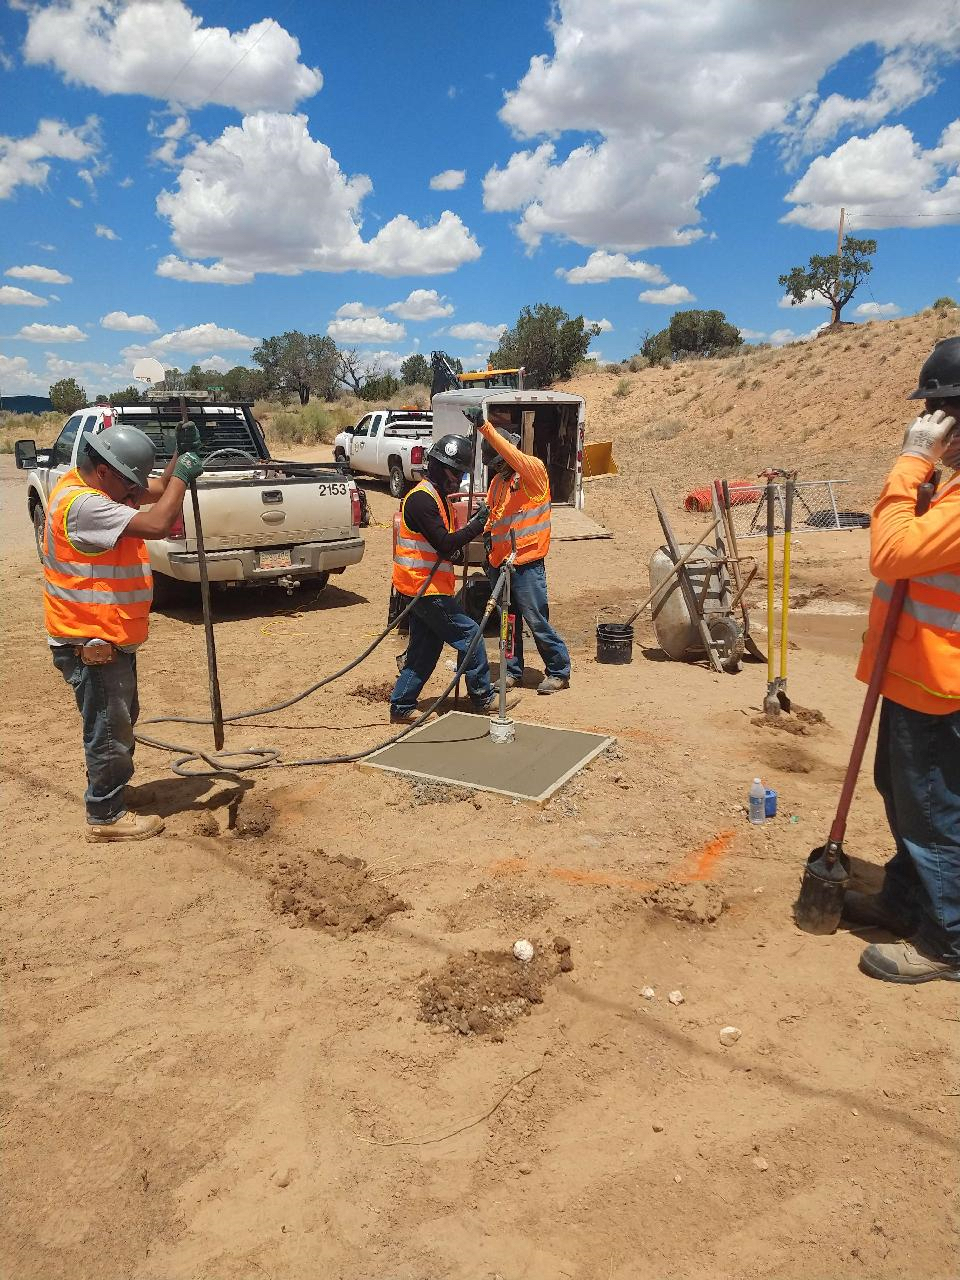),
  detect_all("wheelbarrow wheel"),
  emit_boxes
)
[708,615,745,674]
